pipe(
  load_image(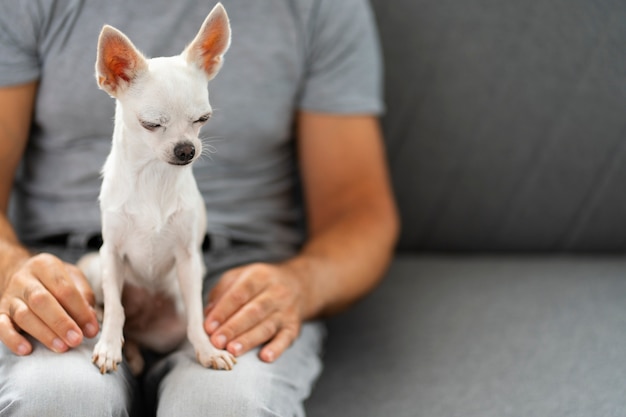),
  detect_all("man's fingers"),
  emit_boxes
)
[0,312,32,355]
[22,280,83,348]
[205,262,304,361]
[0,252,100,355]
[65,263,96,307]
[210,292,276,348]
[259,326,299,363]
[205,265,266,334]
[21,254,97,344]
[24,255,98,340]
[223,314,281,356]
[206,266,242,306]
[6,299,69,353]
[64,263,99,337]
